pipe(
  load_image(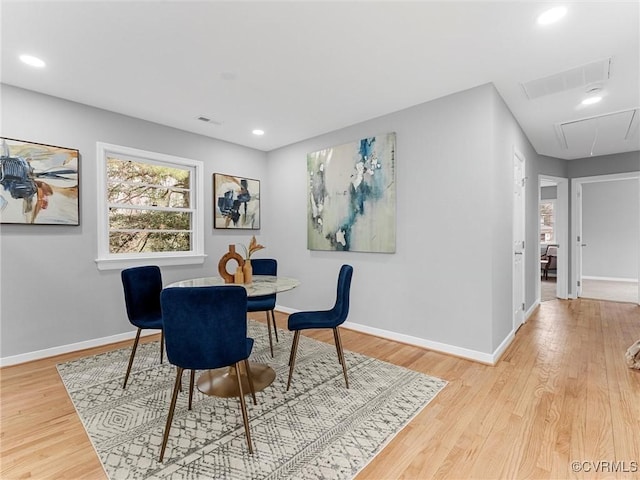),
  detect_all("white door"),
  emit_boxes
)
[513,149,526,330]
